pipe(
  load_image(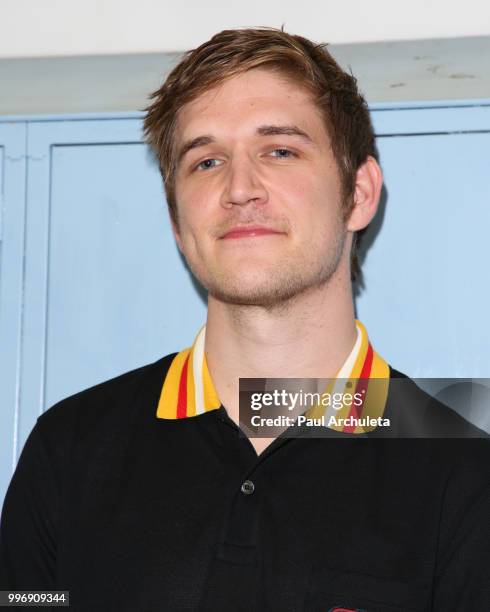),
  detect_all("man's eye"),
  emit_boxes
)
[270,148,296,158]
[195,158,221,171]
